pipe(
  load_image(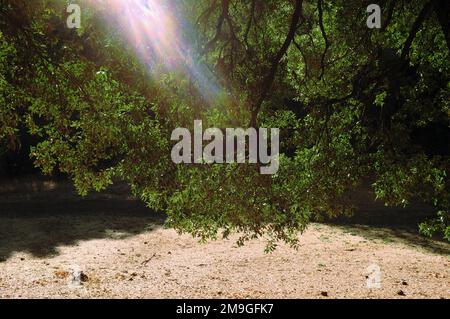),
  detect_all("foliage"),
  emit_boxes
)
[0,0,449,246]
